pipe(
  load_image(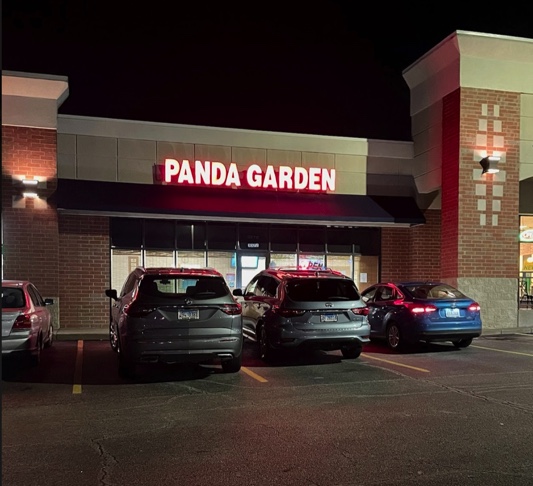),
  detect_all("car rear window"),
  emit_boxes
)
[286,278,360,301]
[139,276,229,300]
[403,284,467,300]
[2,287,26,308]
